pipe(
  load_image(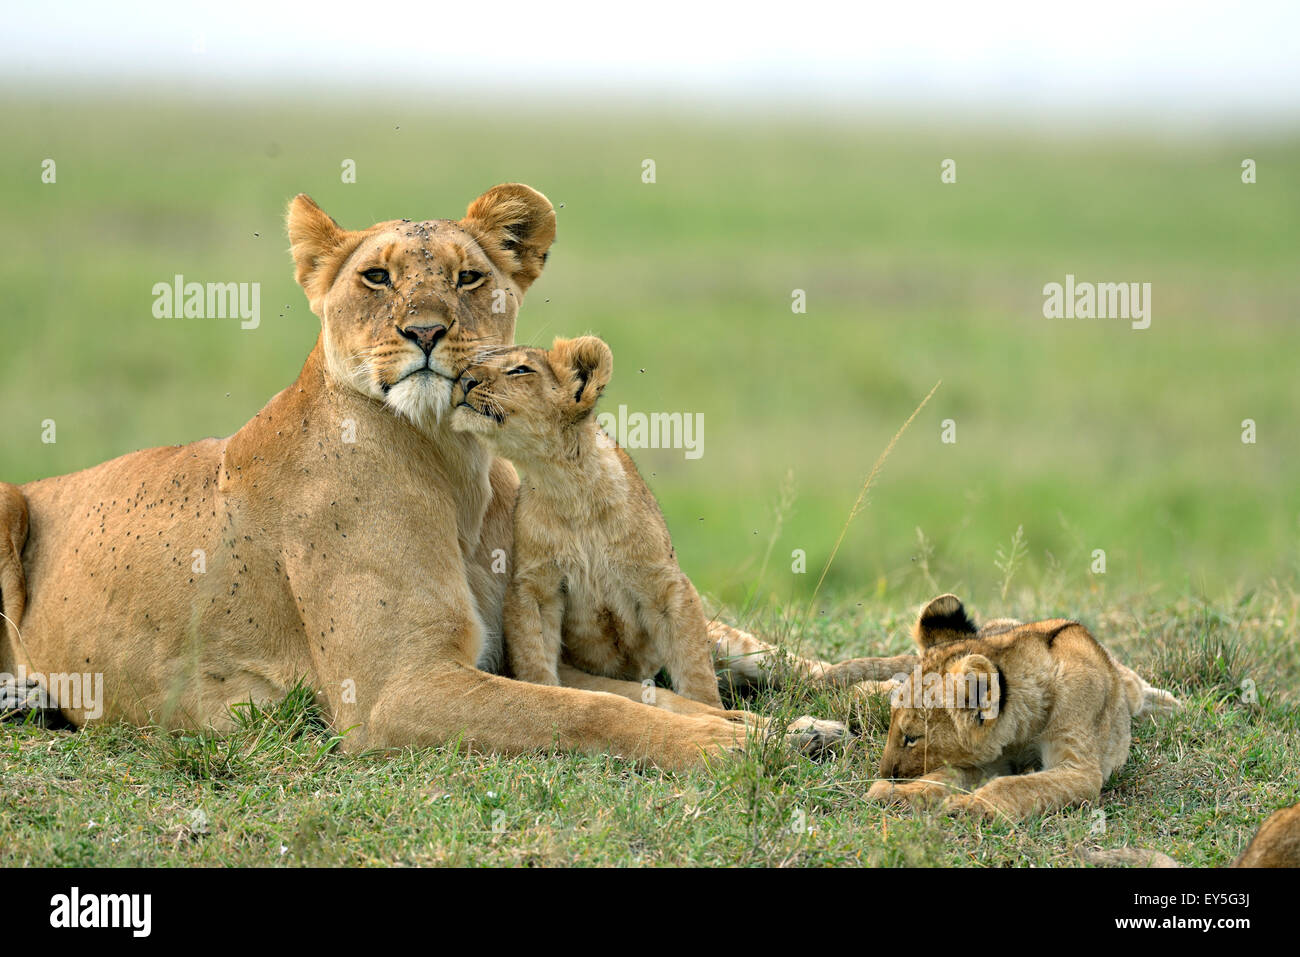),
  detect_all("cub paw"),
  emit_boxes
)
[868,778,949,808]
[852,678,900,699]
[866,779,900,803]
[943,793,1002,820]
